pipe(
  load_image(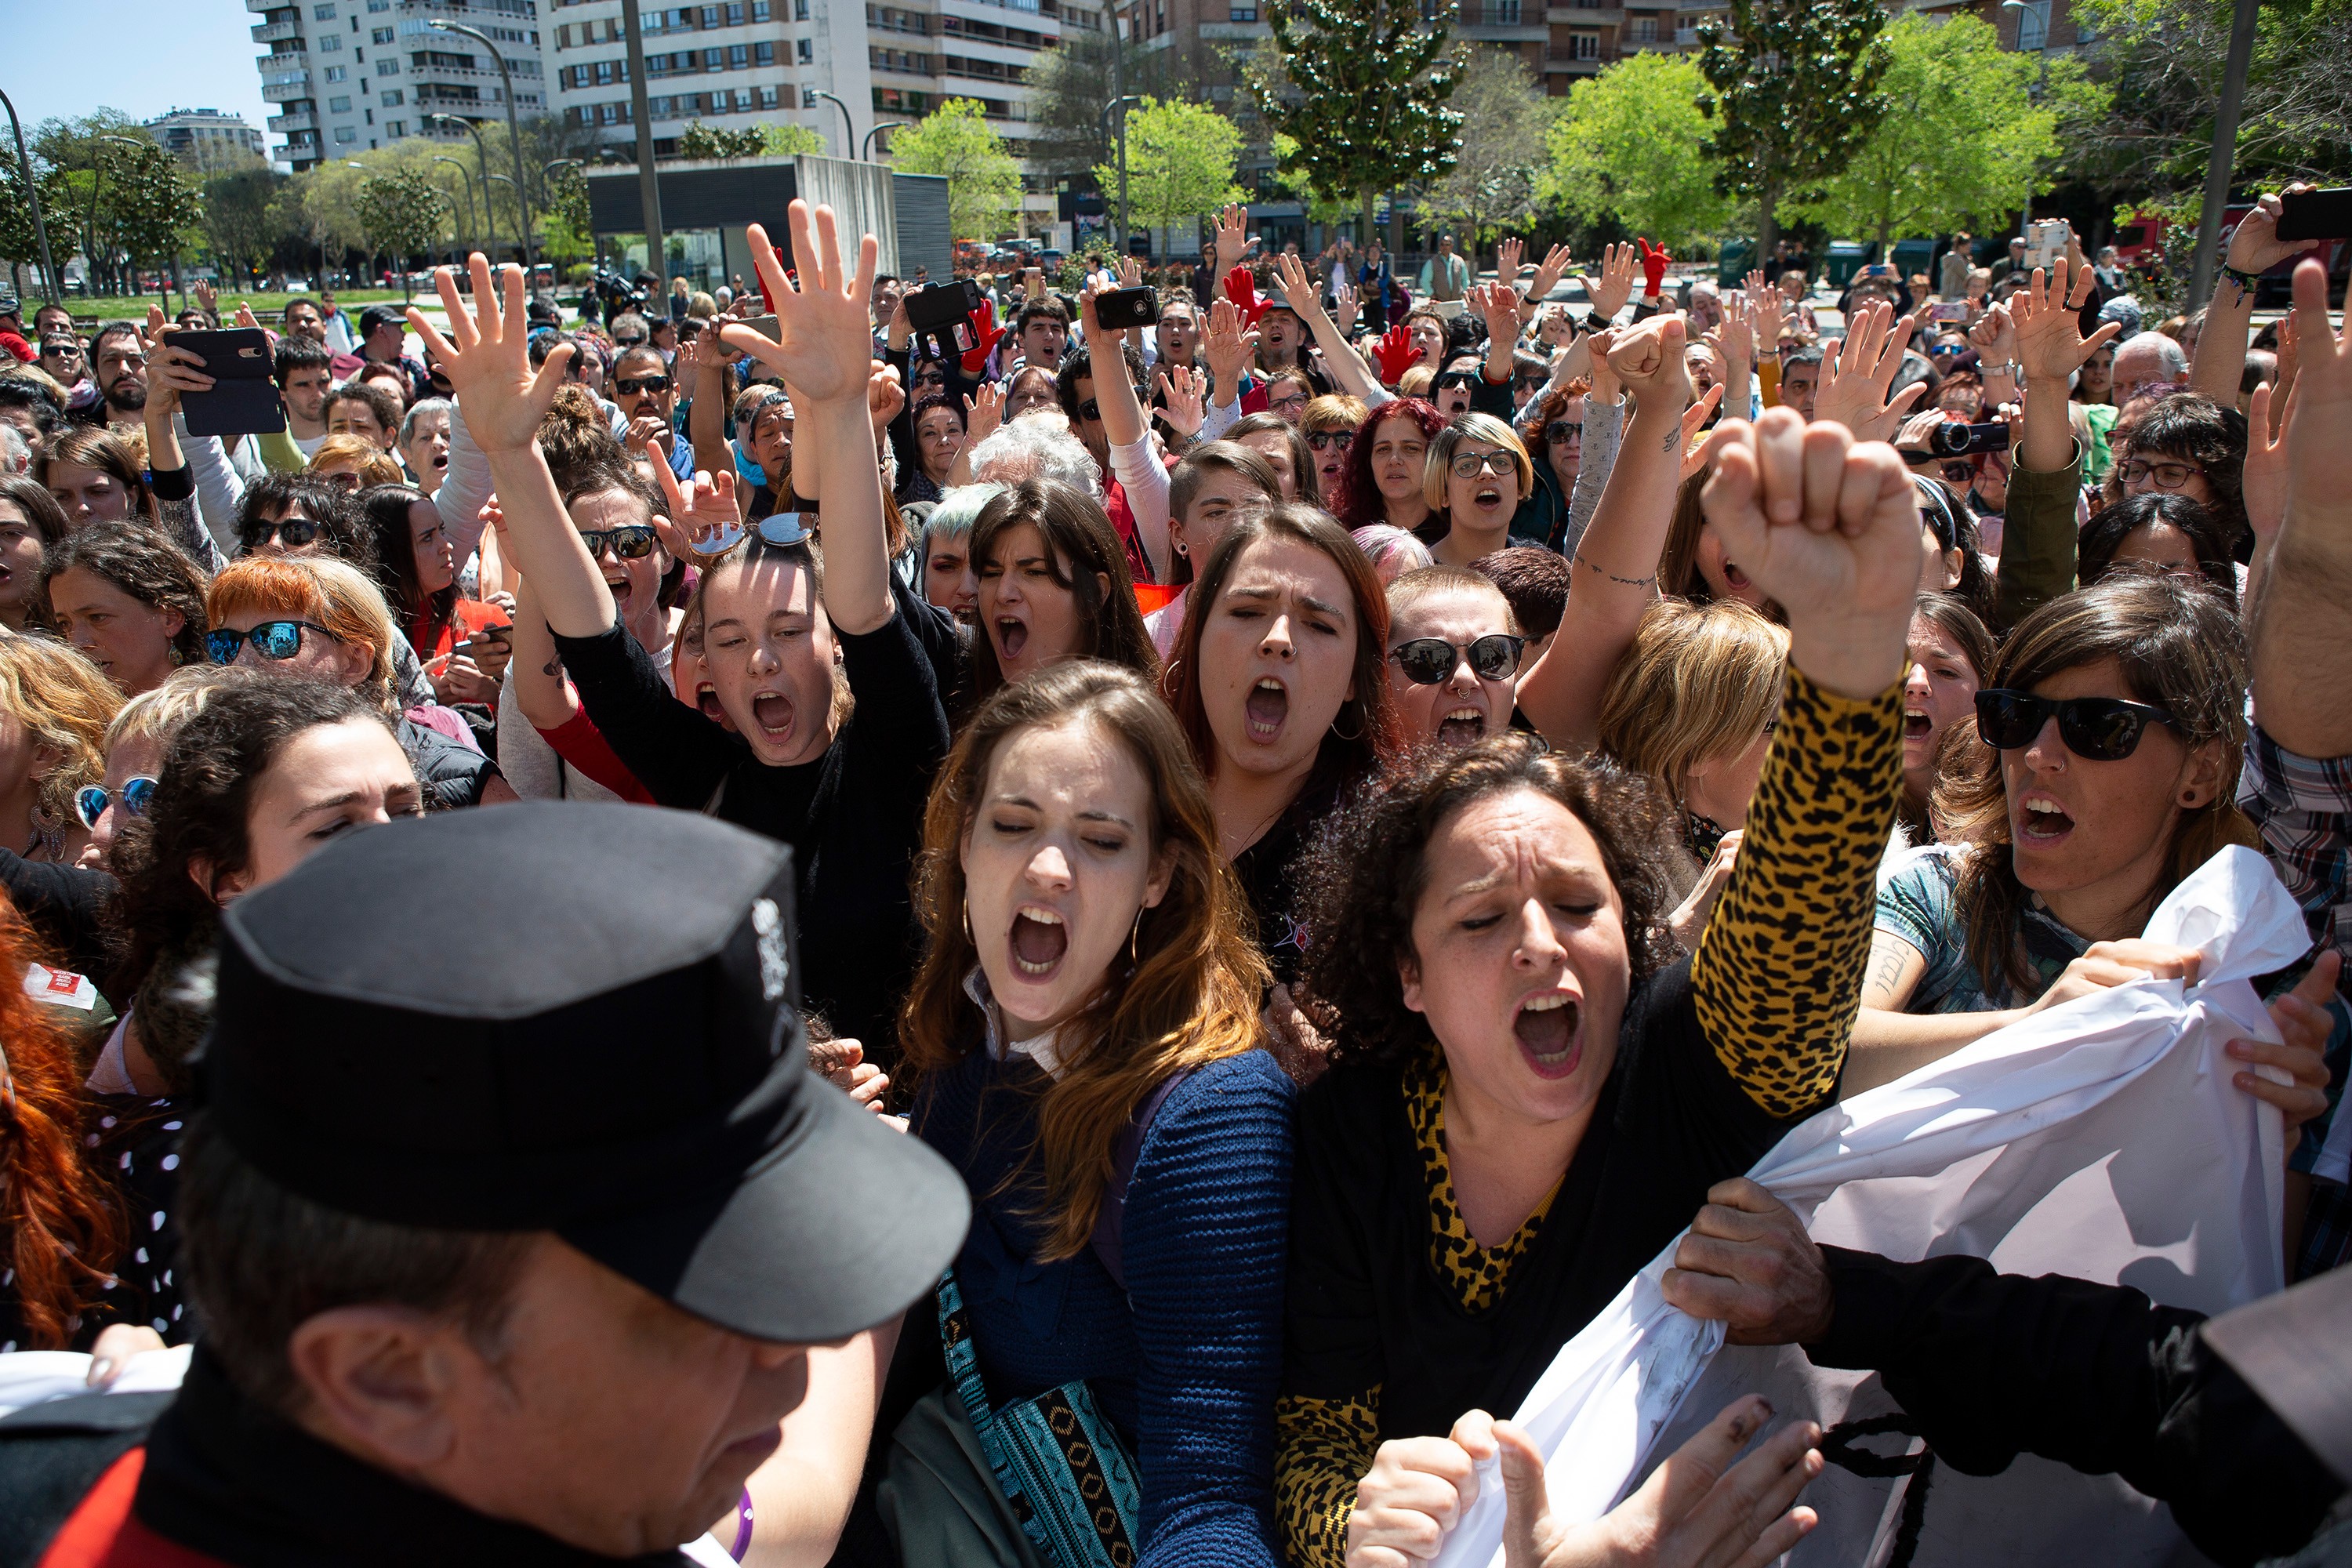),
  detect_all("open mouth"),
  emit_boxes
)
[1472,485,1504,514]
[750,691,794,742]
[695,682,726,724]
[1513,992,1581,1075]
[1009,906,1069,978]
[1244,677,1288,742]
[2020,795,2075,842]
[1722,560,1751,590]
[1438,705,1486,746]
[433,452,449,470]
[996,616,1029,662]
[1903,706,1931,741]
[606,573,633,608]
